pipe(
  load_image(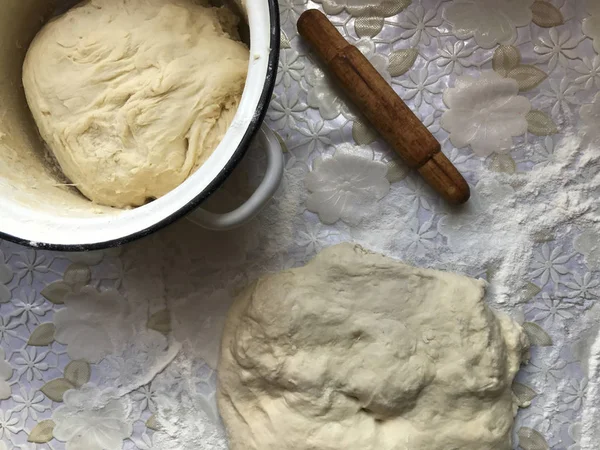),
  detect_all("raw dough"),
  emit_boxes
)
[218,243,529,450]
[23,0,249,208]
